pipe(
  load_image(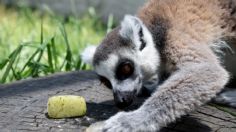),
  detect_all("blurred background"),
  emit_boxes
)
[0,0,146,83]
